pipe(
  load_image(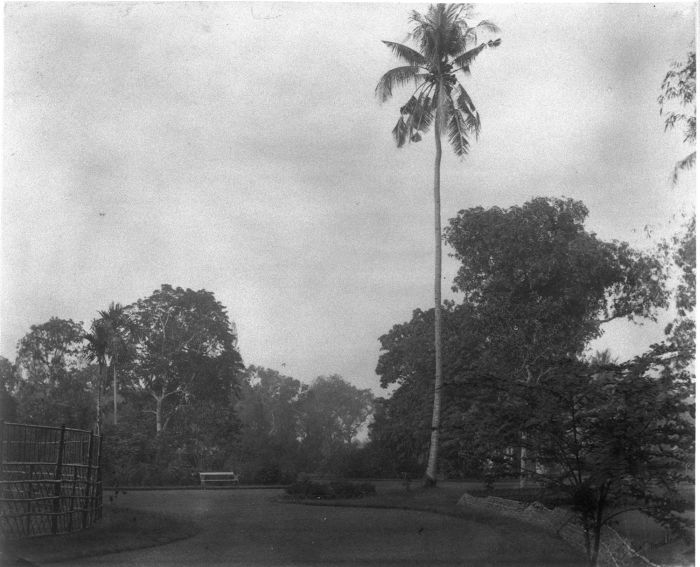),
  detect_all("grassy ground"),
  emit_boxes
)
[284,481,694,567]
[282,481,576,542]
[1,505,199,566]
